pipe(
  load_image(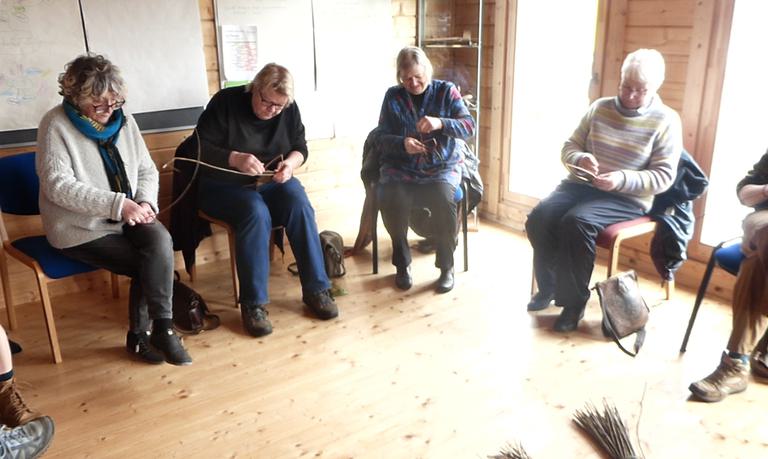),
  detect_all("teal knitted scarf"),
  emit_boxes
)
[63,100,133,200]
